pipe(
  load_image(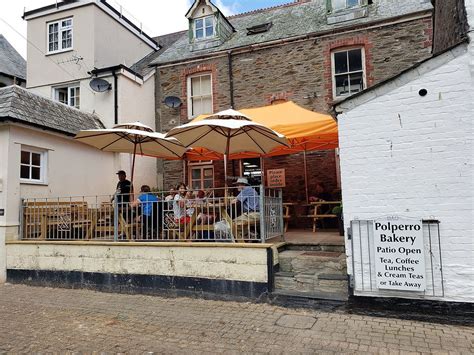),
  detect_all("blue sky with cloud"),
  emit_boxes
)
[216,0,293,15]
